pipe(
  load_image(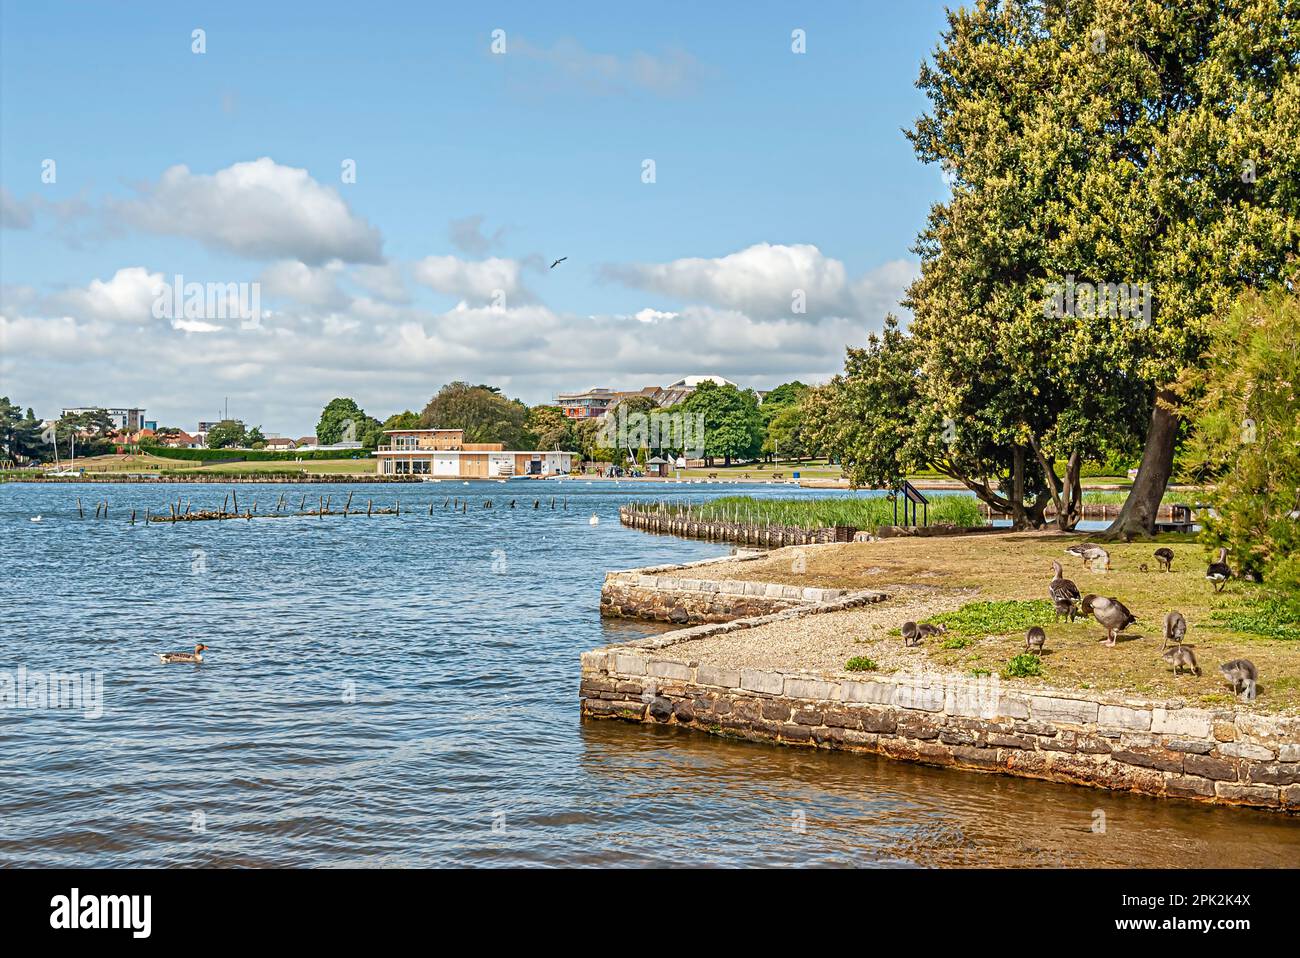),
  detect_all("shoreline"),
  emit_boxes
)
[581,535,1299,812]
